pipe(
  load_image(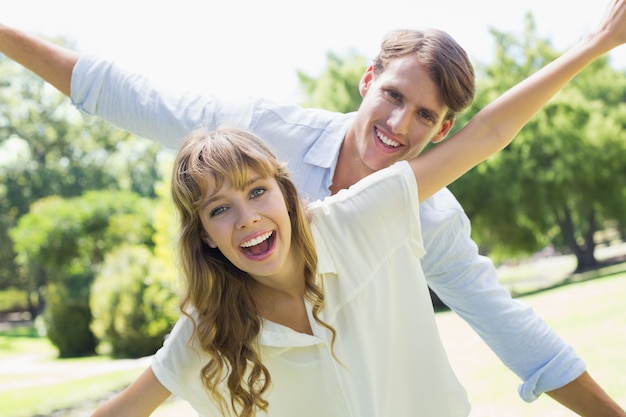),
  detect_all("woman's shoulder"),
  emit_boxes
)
[310,161,416,214]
